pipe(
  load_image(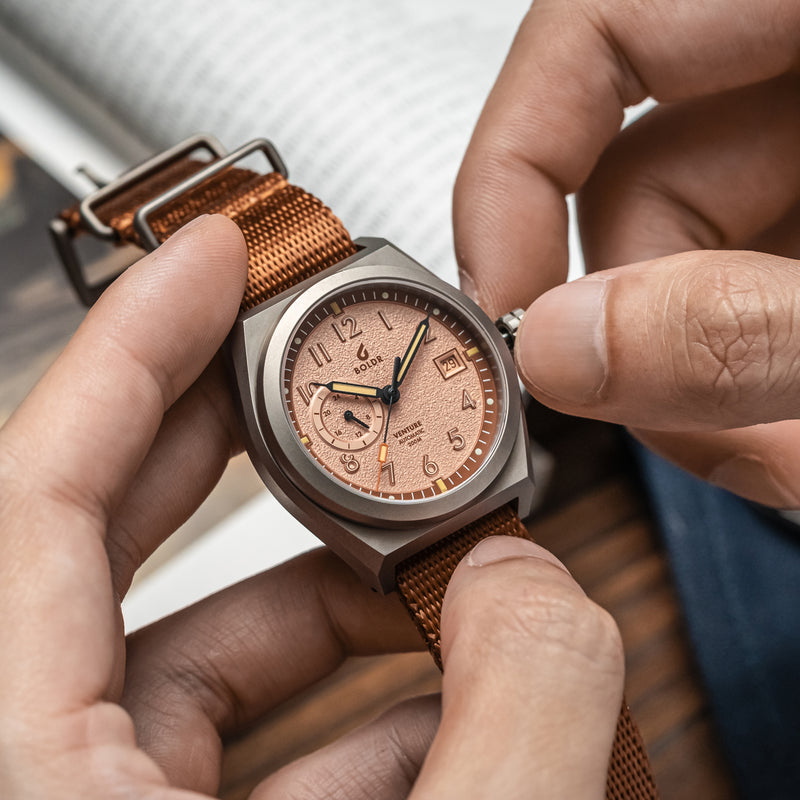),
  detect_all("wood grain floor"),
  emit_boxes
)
[219,408,738,799]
